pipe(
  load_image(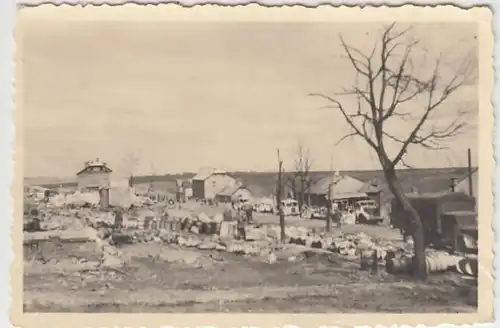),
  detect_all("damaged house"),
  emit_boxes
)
[76,159,112,192]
